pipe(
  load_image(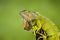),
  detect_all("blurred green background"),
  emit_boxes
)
[0,0,60,40]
